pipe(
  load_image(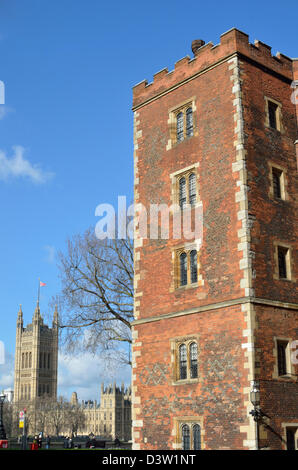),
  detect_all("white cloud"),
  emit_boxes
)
[0,146,54,183]
[0,352,14,390]
[58,352,131,401]
[44,245,56,264]
[0,106,12,120]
